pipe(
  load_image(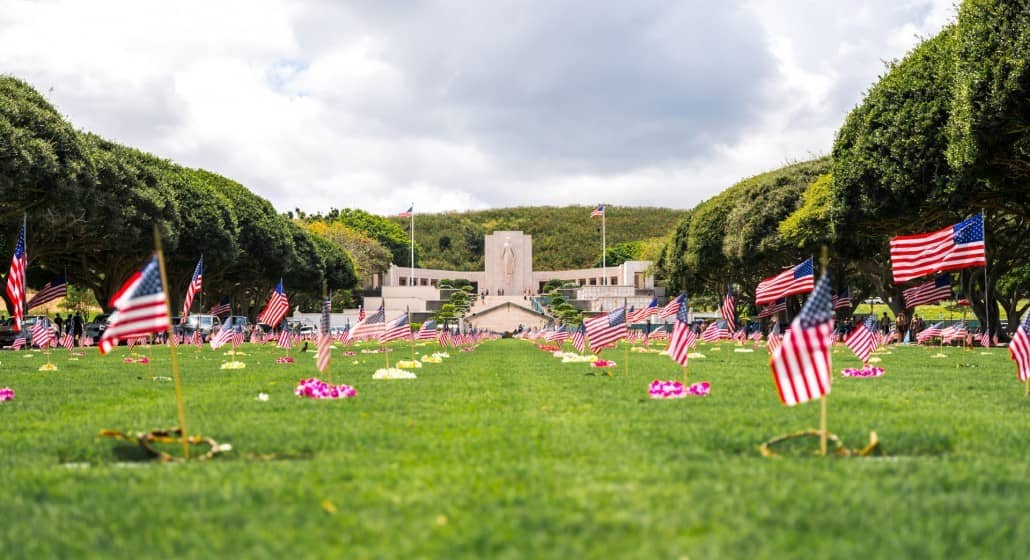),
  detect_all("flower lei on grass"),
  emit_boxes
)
[294,378,358,399]
[554,352,597,363]
[373,368,417,379]
[648,380,711,399]
[0,387,14,402]
[123,356,149,364]
[459,347,475,353]
[38,363,58,371]
[537,345,561,352]
[396,360,423,369]
[275,356,294,364]
[590,359,617,368]
[220,361,246,369]
[841,365,885,377]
